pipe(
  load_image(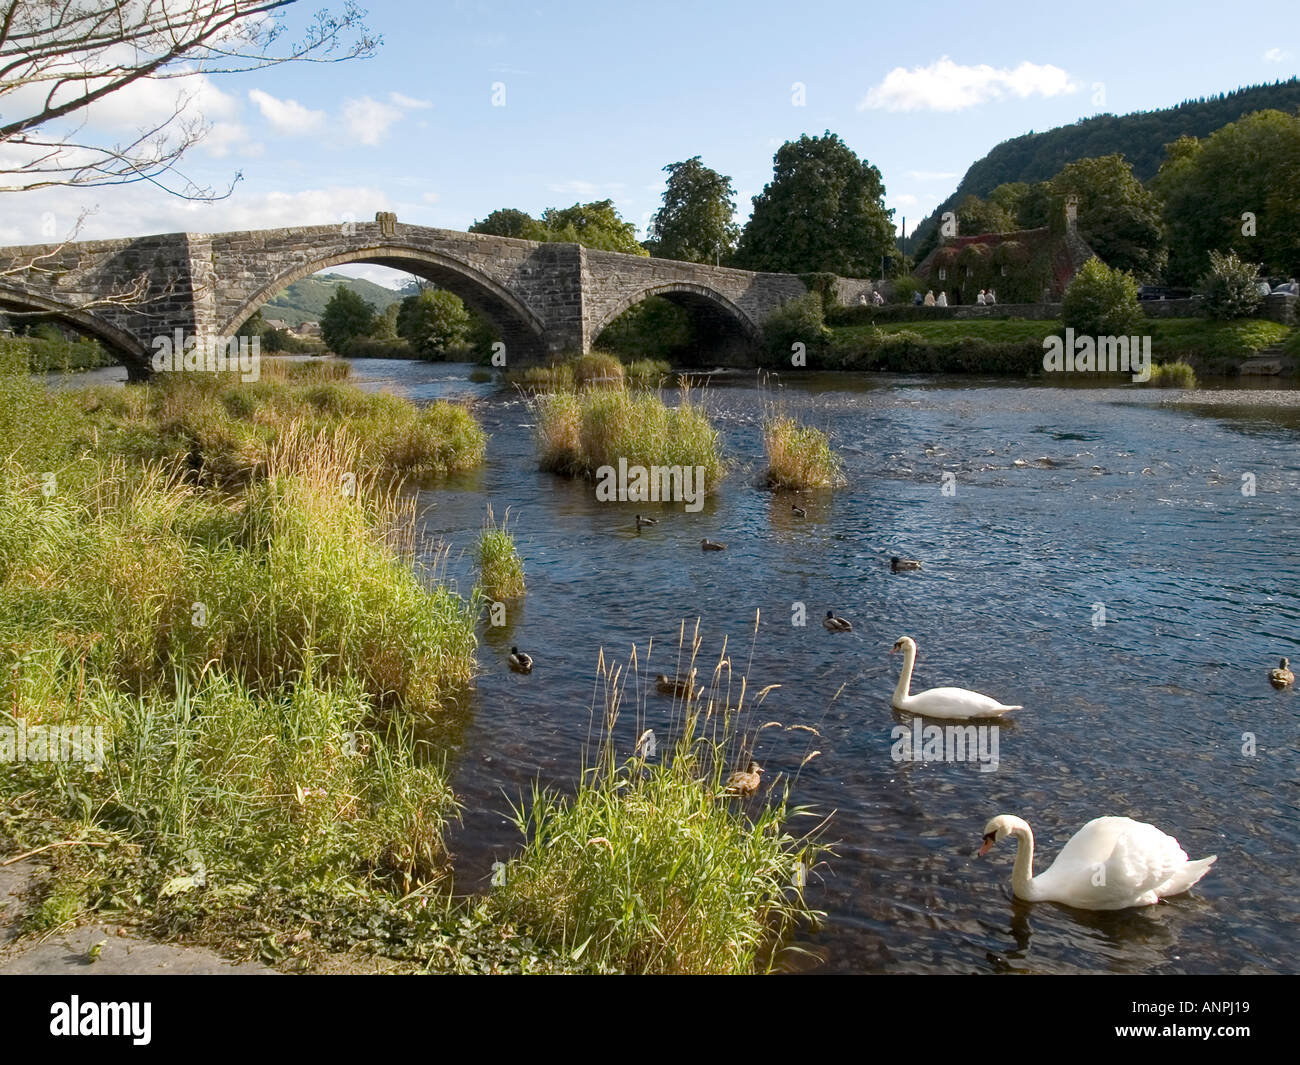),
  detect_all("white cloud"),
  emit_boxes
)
[202,122,263,158]
[1264,48,1290,63]
[421,191,441,204]
[341,96,404,145]
[906,169,959,181]
[890,193,919,207]
[247,89,326,134]
[859,57,1079,112]
[389,92,433,109]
